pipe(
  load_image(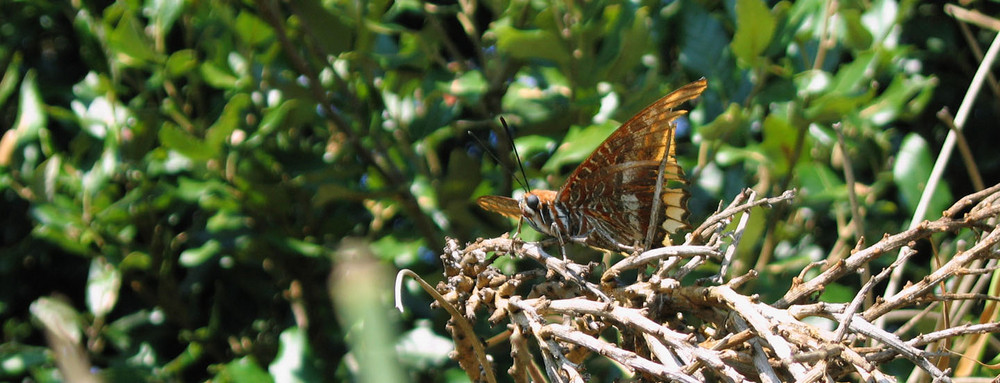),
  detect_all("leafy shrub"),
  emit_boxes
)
[0,0,997,381]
